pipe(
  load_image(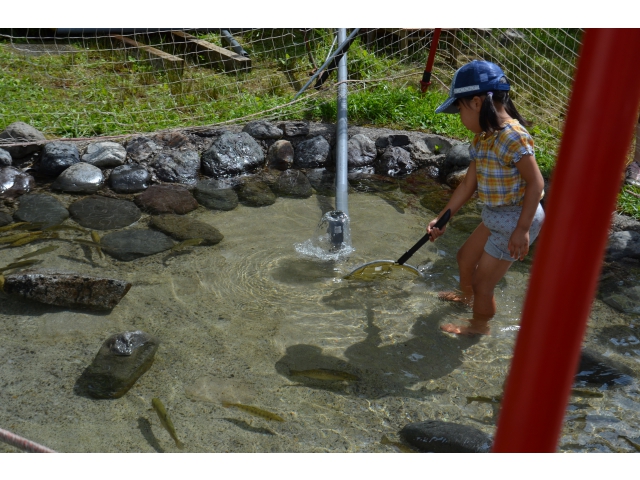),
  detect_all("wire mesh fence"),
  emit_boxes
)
[0,28,583,141]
